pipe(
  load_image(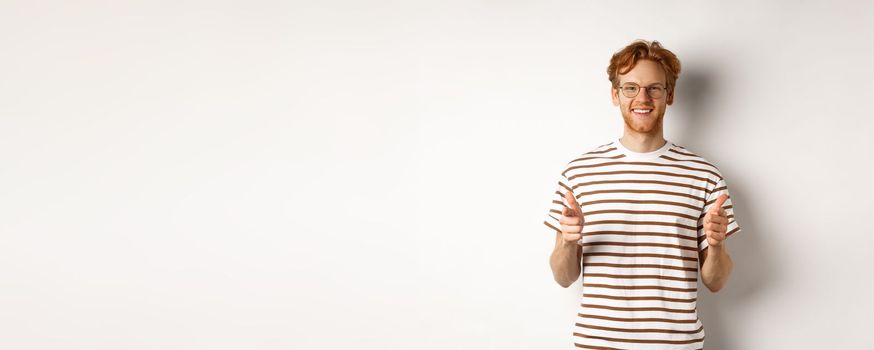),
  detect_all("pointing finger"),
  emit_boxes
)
[564,190,581,215]
[710,194,729,215]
